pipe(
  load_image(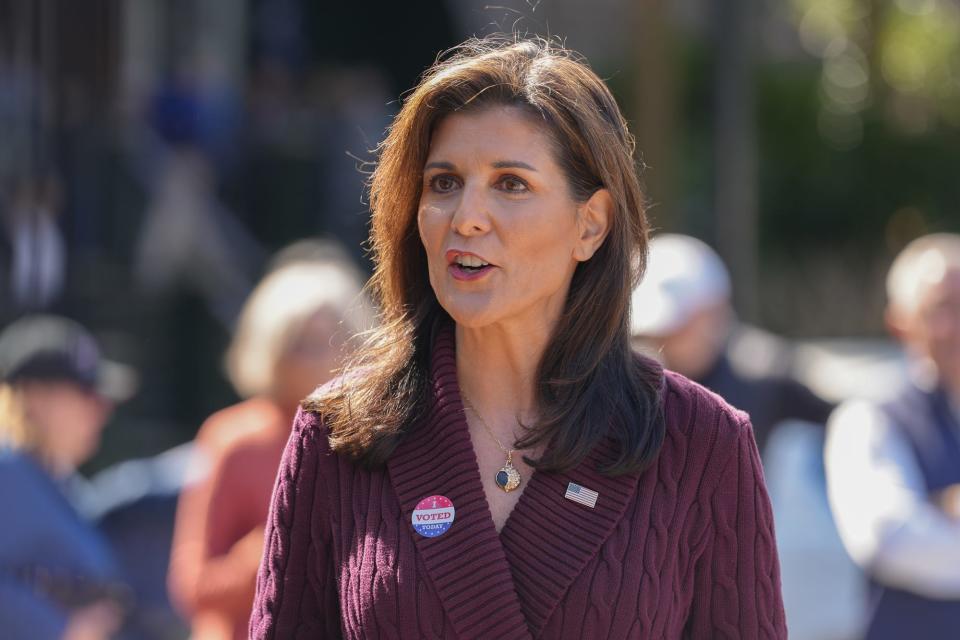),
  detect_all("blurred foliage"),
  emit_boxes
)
[757,62,960,251]
[791,0,960,137]
[770,0,960,247]
[880,1,960,127]
[606,0,960,335]
[755,59,960,334]
[754,0,960,333]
